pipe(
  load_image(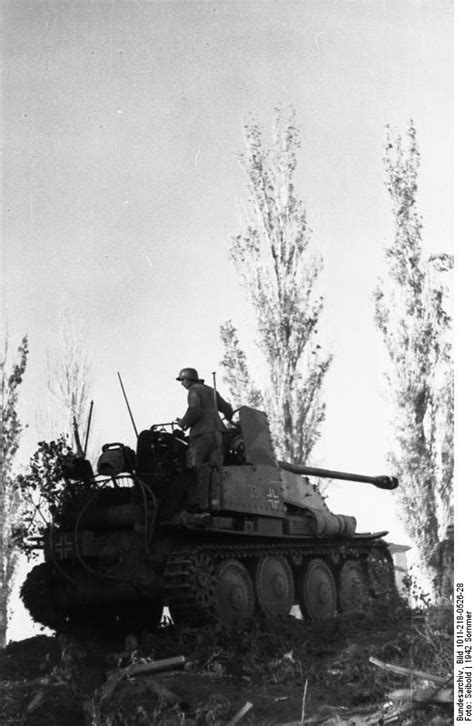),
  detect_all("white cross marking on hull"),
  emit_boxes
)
[55,534,74,560]
[266,488,280,510]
